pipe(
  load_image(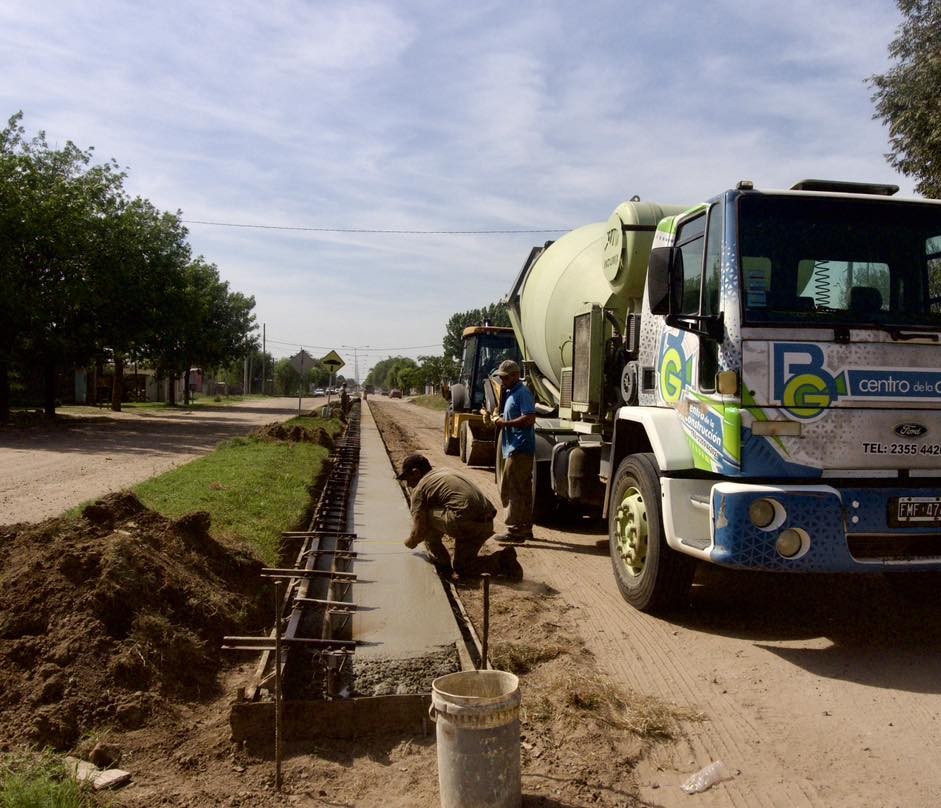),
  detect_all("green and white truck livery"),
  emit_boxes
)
[505,180,941,612]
